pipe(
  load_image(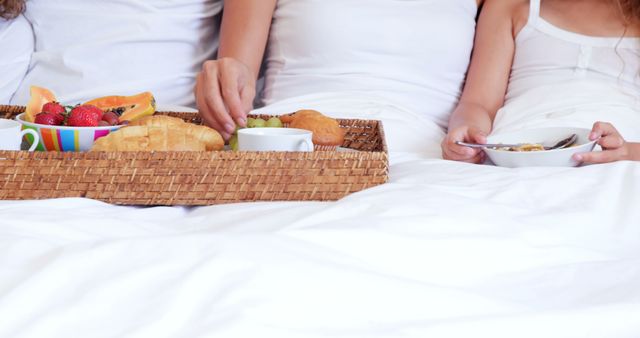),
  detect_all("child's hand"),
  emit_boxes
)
[441,125,487,163]
[573,122,639,164]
